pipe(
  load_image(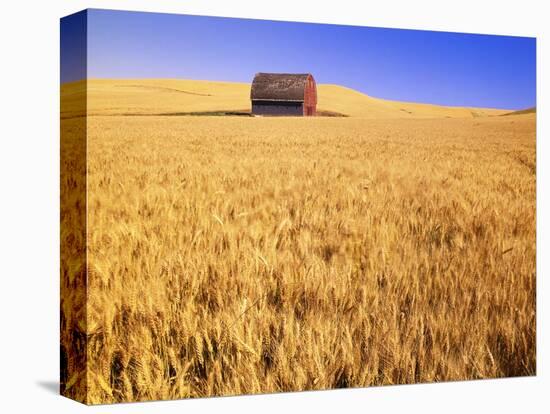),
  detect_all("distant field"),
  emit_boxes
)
[61,80,535,404]
[502,107,537,116]
[61,79,510,119]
